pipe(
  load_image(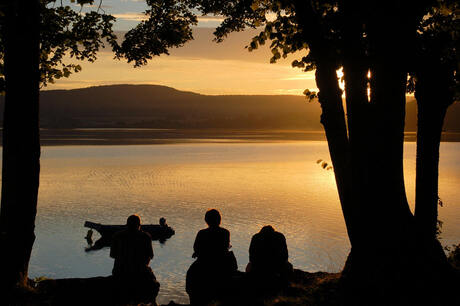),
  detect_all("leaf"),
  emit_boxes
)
[303,89,318,101]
